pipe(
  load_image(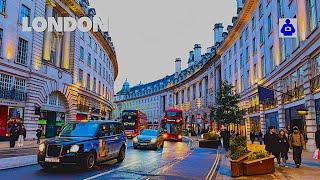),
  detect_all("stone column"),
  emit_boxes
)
[201,78,206,98]
[42,0,56,61]
[178,90,183,110]
[61,31,70,69]
[196,81,200,99]
[277,81,286,130]
[189,84,193,102]
[260,104,266,134]
[303,58,317,152]
[55,33,63,67]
